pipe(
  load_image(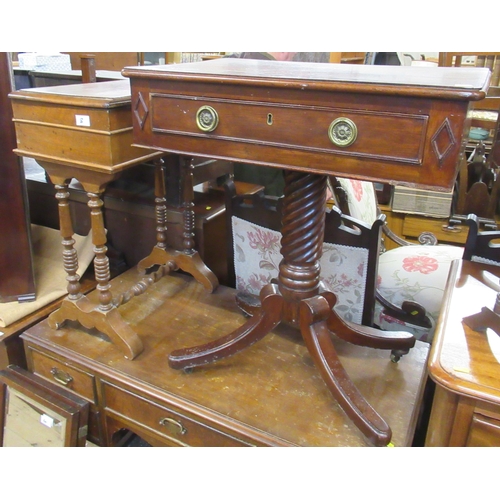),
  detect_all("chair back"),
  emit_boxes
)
[225,179,384,326]
[463,214,500,266]
[331,177,379,227]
